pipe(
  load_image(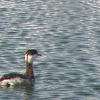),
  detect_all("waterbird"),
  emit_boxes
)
[0,49,41,87]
